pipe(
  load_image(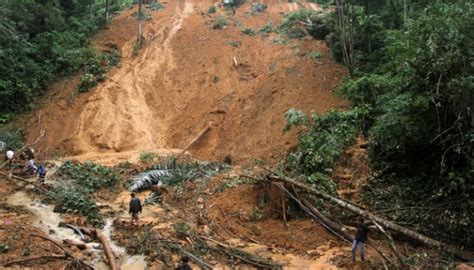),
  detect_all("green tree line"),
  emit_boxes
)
[288,0,473,248]
[0,0,132,123]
